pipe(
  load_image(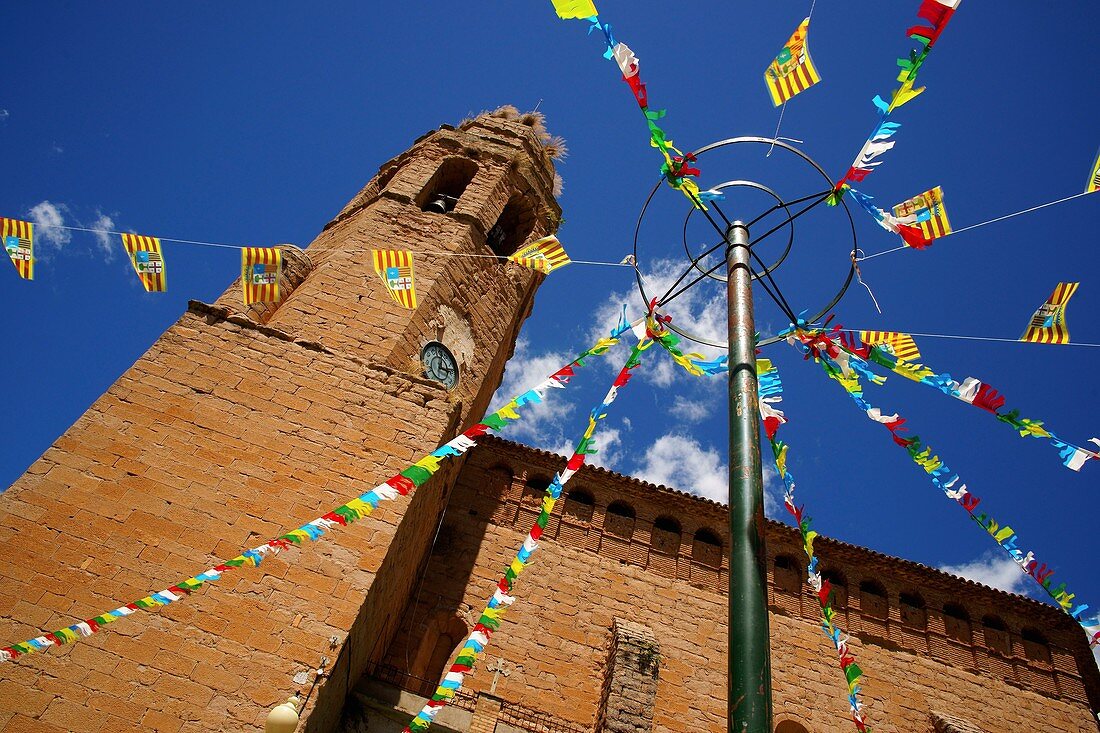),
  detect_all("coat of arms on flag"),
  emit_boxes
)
[507,235,572,274]
[241,247,283,305]
[121,234,167,292]
[2,217,34,280]
[1021,282,1079,345]
[764,19,821,107]
[859,331,922,362]
[372,249,418,309]
[892,186,951,246]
